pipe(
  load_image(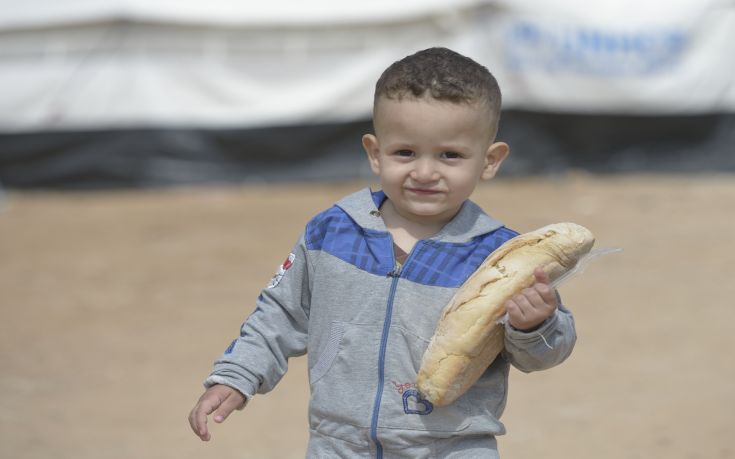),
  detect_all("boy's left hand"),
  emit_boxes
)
[505,267,558,332]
